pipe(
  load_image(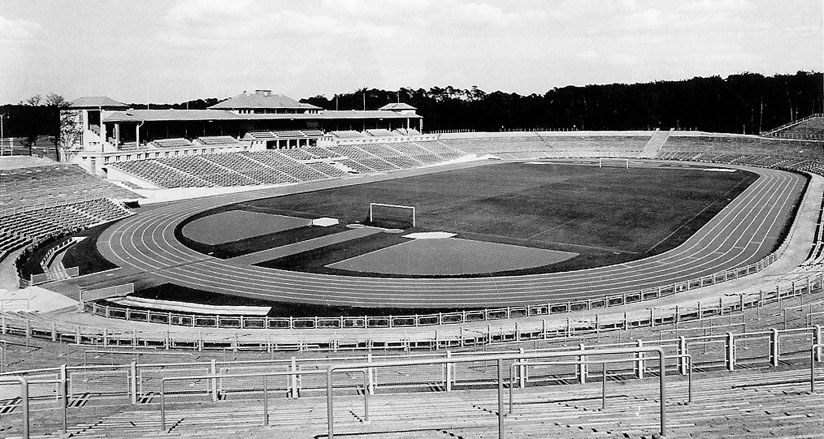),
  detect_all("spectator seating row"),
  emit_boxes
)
[0,164,139,212]
[302,147,342,159]
[440,134,649,158]
[242,151,328,182]
[273,130,305,138]
[107,139,470,188]
[414,140,465,160]
[358,143,424,168]
[158,156,259,187]
[390,142,446,165]
[0,198,133,263]
[242,131,321,141]
[151,138,193,148]
[661,135,824,158]
[306,161,349,178]
[394,128,422,136]
[109,159,211,188]
[326,145,399,172]
[330,130,366,139]
[278,149,315,161]
[365,129,399,137]
[196,136,240,146]
[0,230,29,261]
